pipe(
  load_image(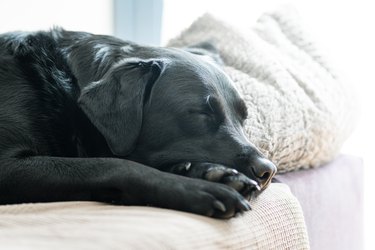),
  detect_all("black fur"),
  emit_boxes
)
[0,28,276,218]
